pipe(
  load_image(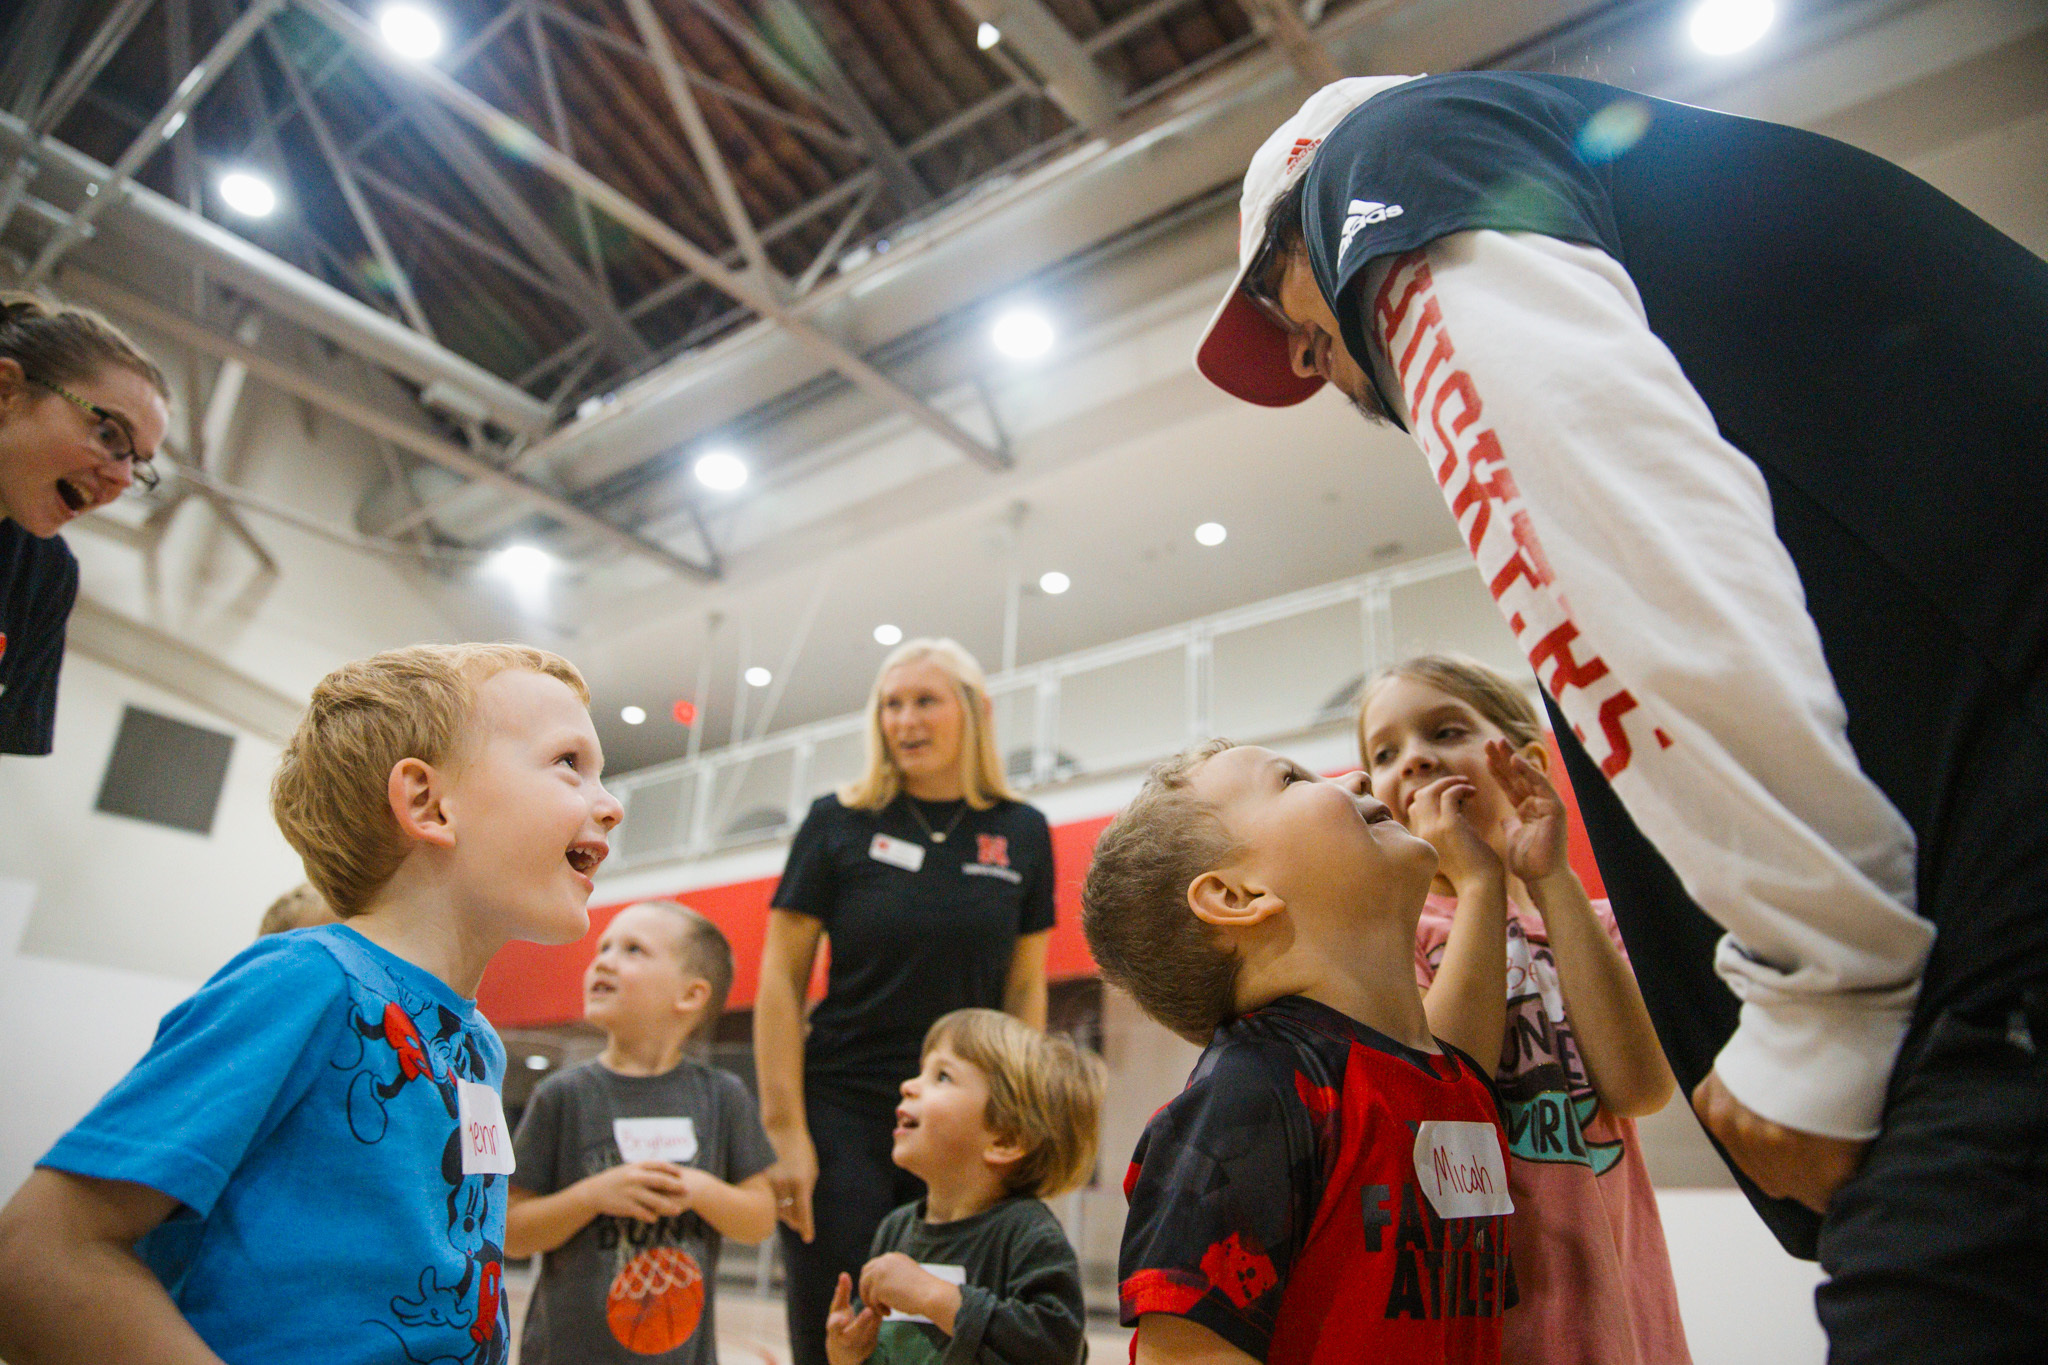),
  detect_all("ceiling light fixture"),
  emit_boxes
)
[991,308,1055,360]
[378,3,447,61]
[694,448,748,491]
[217,171,278,218]
[745,666,773,688]
[1195,522,1227,546]
[976,21,1002,49]
[525,1054,550,1070]
[1687,0,1773,53]
[874,623,903,646]
[621,705,647,725]
[1039,571,1070,595]
[486,543,555,586]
